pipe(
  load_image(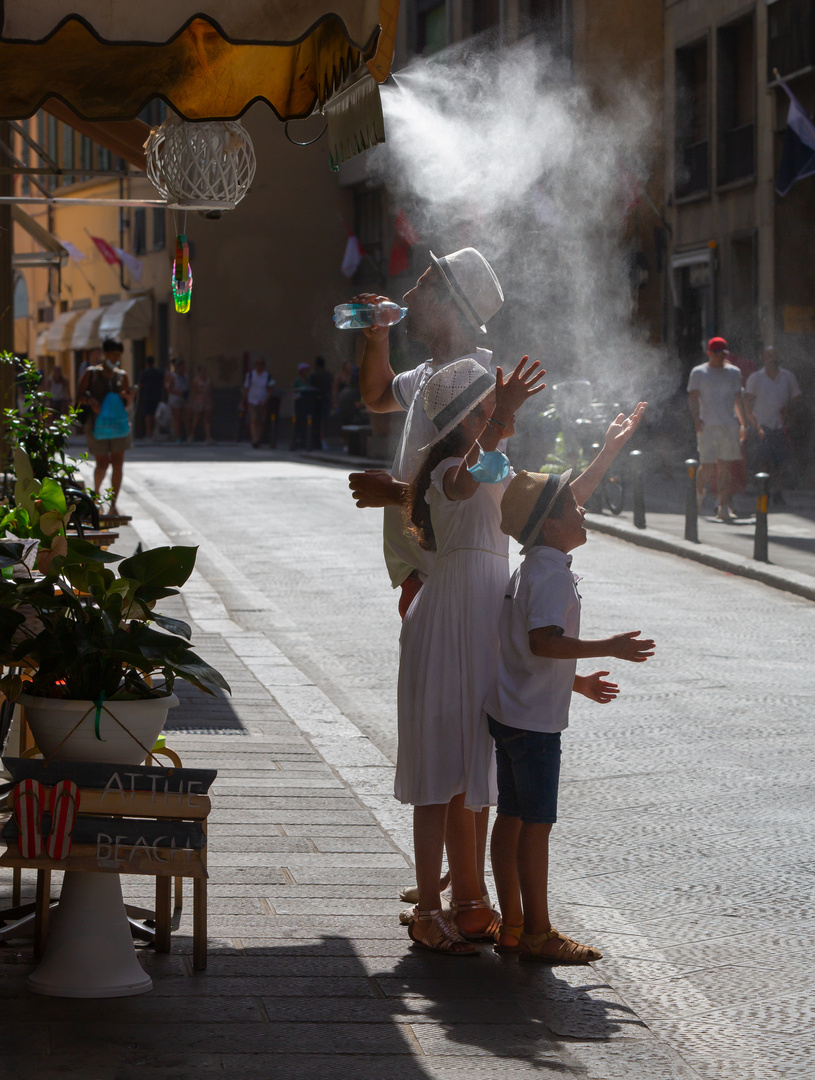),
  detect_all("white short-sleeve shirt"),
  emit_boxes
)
[687,362,742,427]
[745,367,801,430]
[383,347,495,589]
[686,365,746,427]
[244,369,273,406]
[485,546,581,733]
